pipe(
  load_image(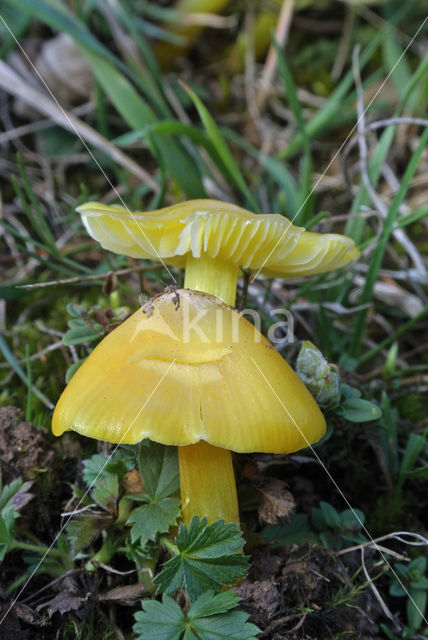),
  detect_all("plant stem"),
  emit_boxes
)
[11,540,67,559]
